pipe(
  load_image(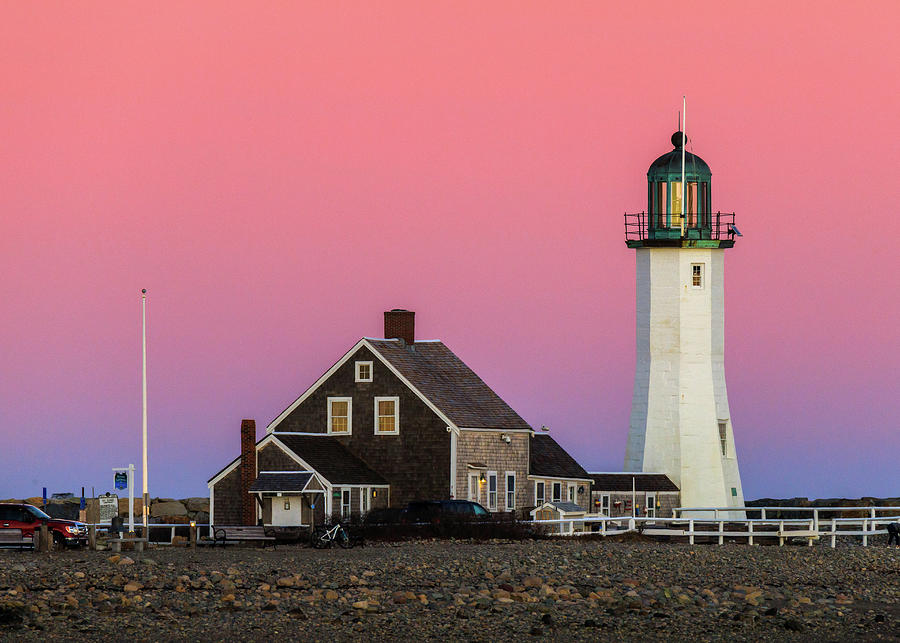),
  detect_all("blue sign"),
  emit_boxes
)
[114,472,128,490]
[42,487,47,507]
